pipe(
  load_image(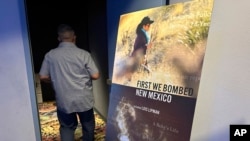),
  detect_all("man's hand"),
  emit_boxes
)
[91,73,100,80]
[39,75,51,83]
